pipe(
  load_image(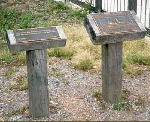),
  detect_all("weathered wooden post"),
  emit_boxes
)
[128,0,137,13]
[146,3,150,35]
[95,0,102,12]
[85,11,146,103]
[6,26,66,118]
